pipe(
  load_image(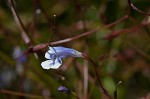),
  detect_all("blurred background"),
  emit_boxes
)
[0,0,150,99]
